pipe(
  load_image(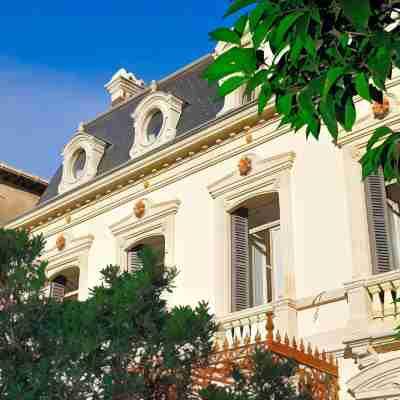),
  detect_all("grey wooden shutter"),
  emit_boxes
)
[365,173,394,274]
[127,246,143,272]
[231,208,250,312]
[50,282,65,302]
